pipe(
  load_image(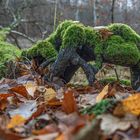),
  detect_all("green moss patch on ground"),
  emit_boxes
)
[81,99,116,116]
[0,41,21,78]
